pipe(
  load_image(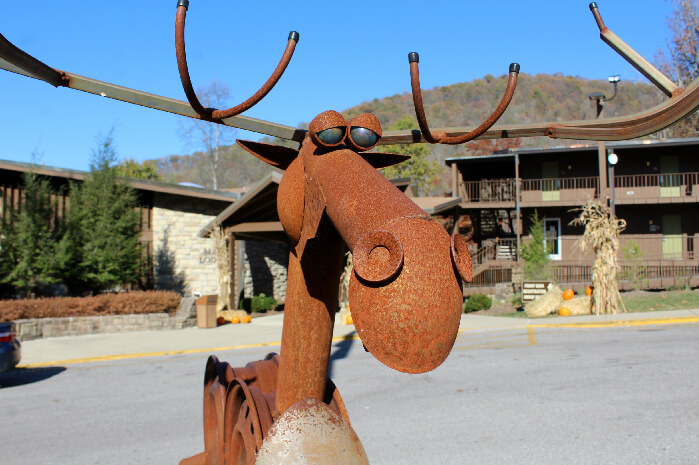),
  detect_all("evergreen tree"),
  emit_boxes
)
[70,131,143,291]
[0,171,63,297]
[519,211,552,281]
